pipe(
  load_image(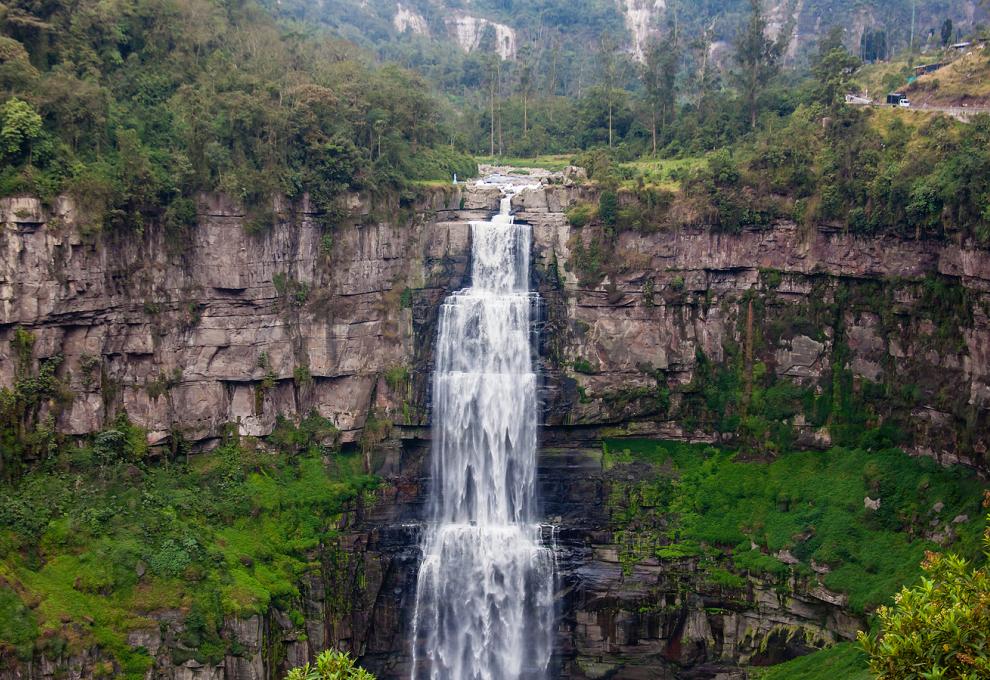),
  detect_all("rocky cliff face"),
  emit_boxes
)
[513,186,990,472]
[2,182,987,679]
[0,186,501,452]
